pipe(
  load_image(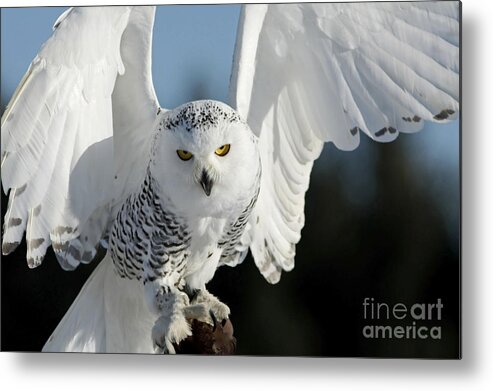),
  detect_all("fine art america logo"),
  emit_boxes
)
[362,298,444,340]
